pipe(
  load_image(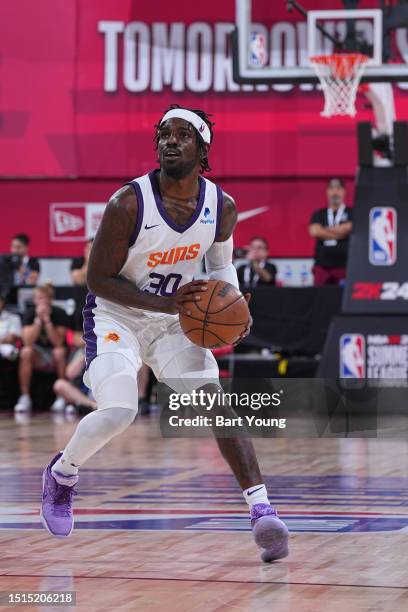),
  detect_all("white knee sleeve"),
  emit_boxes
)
[89,353,138,411]
[62,406,136,467]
